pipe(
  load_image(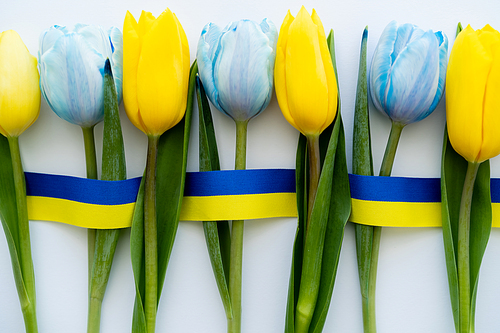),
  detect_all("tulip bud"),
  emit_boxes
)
[446,24,500,163]
[0,30,40,138]
[274,6,337,137]
[197,19,277,122]
[123,9,190,137]
[38,24,123,128]
[369,21,448,125]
